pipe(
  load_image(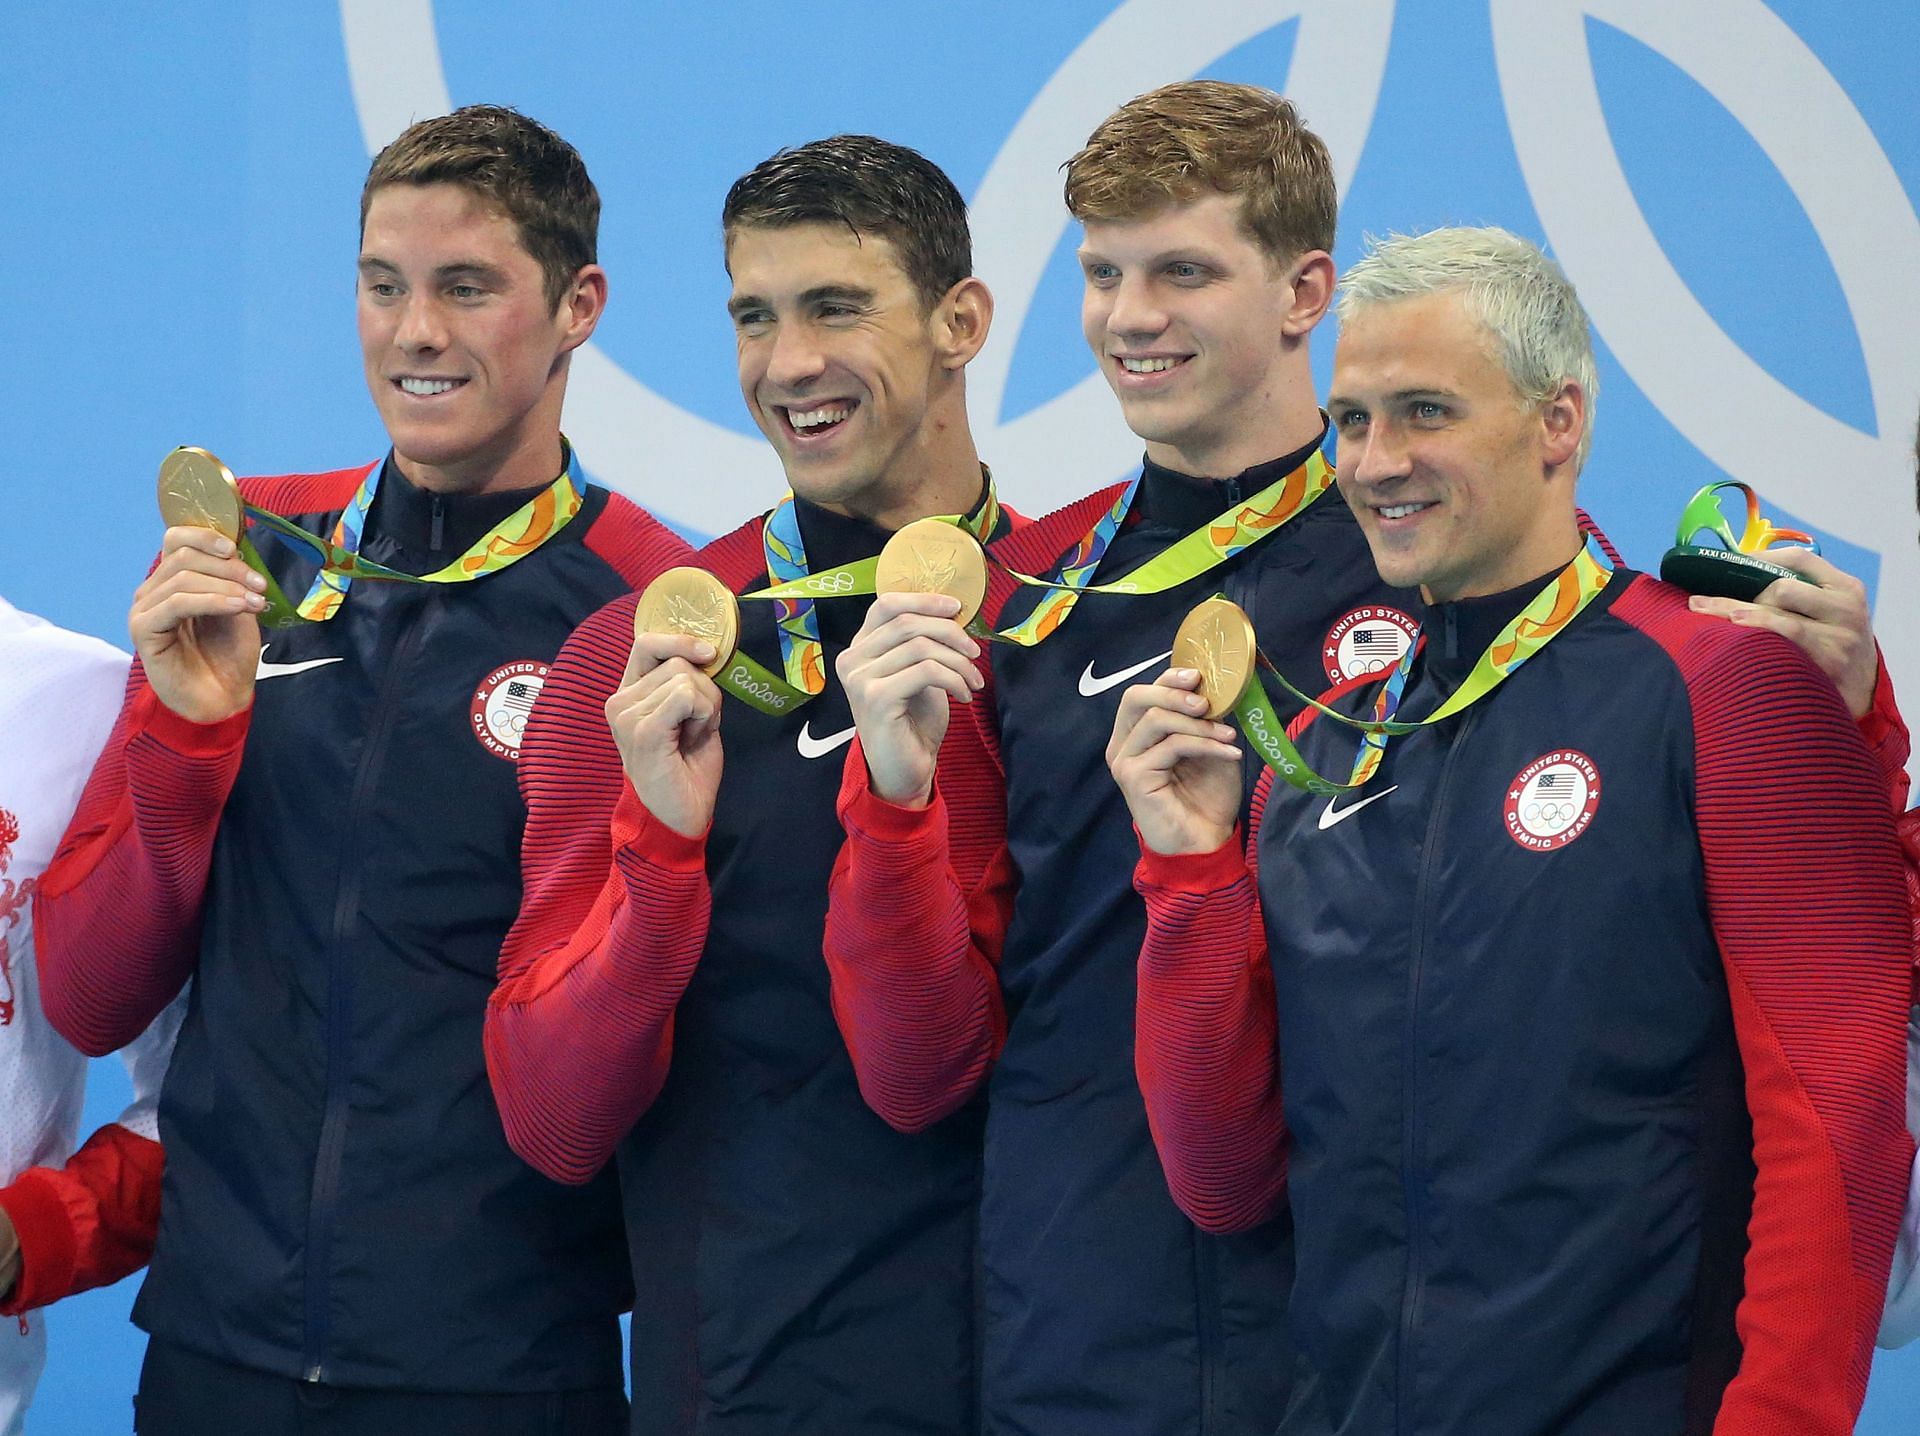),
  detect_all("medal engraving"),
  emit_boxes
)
[157,446,244,542]
[1173,597,1255,719]
[874,519,988,626]
[634,567,740,677]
